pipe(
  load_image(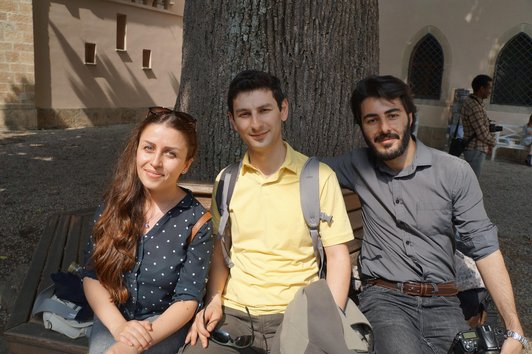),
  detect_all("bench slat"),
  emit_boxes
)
[37,215,71,294]
[62,209,95,272]
[5,214,60,329]
[5,322,88,354]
